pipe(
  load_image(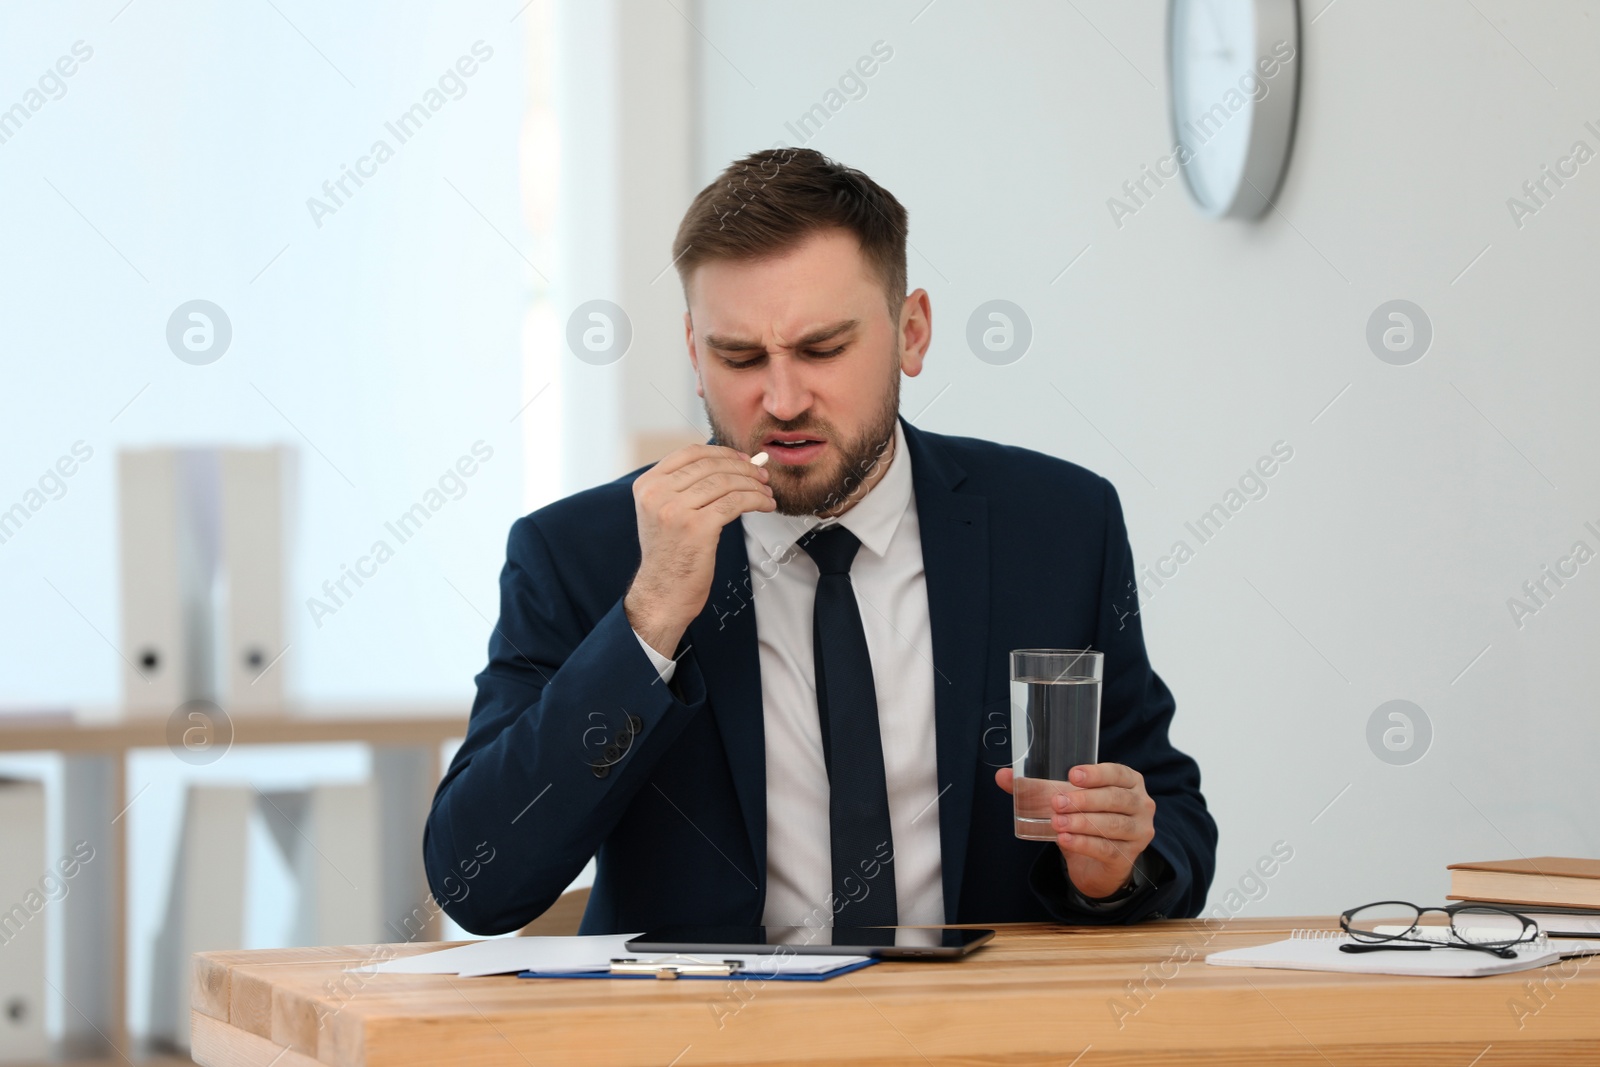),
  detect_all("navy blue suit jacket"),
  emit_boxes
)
[424,419,1217,934]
